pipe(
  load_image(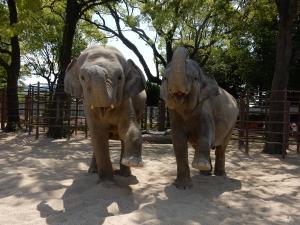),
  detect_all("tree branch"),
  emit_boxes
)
[0,57,10,72]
